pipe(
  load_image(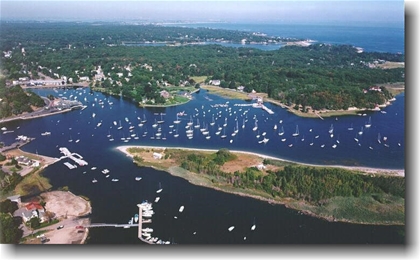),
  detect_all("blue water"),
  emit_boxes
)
[0,23,404,244]
[168,22,404,54]
[0,87,404,244]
